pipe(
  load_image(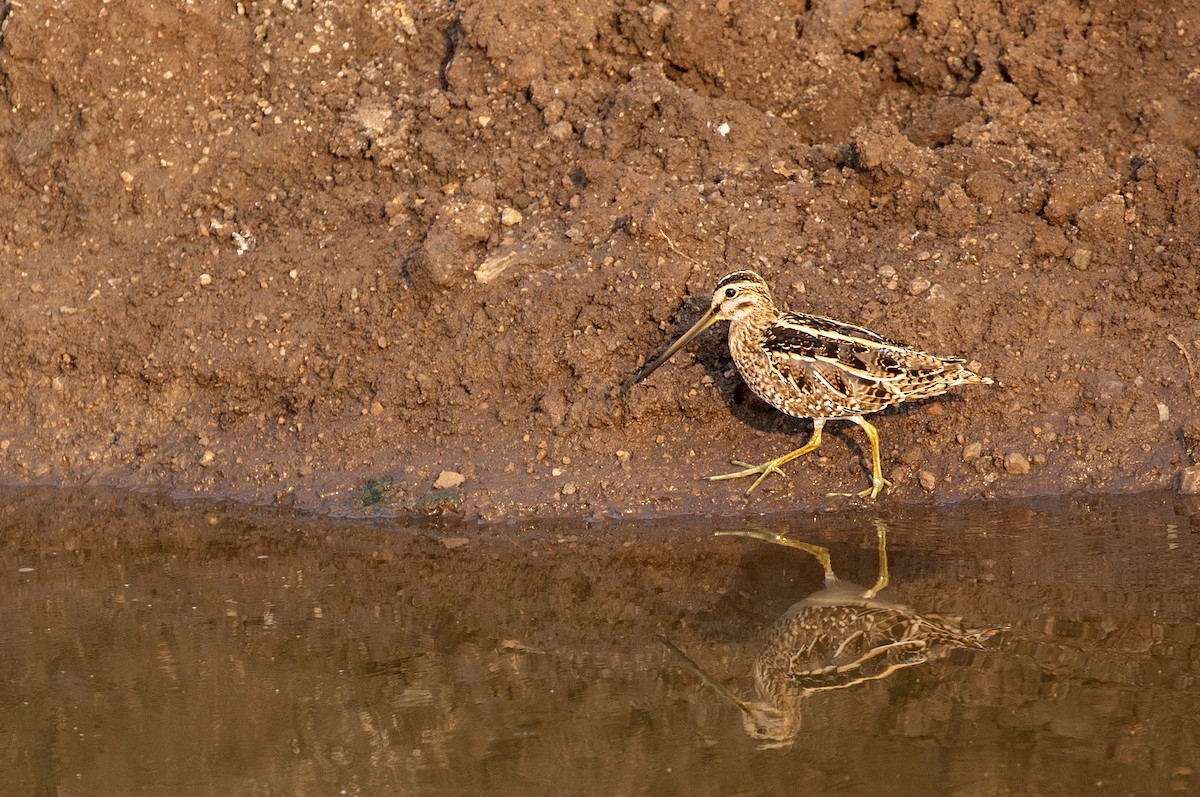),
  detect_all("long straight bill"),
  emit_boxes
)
[656,635,754,713]
[623,306,719,390]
